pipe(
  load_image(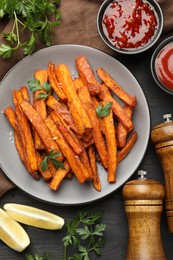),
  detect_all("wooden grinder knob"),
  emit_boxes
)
[122,170,166,260]
[151,113,173,232]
